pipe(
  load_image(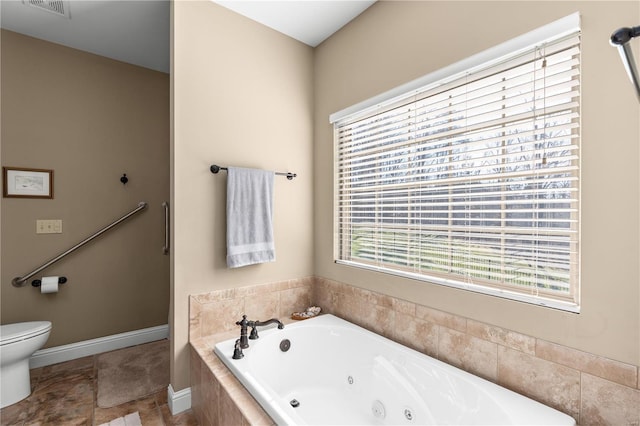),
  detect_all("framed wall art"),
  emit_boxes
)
[3,167,54,199]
